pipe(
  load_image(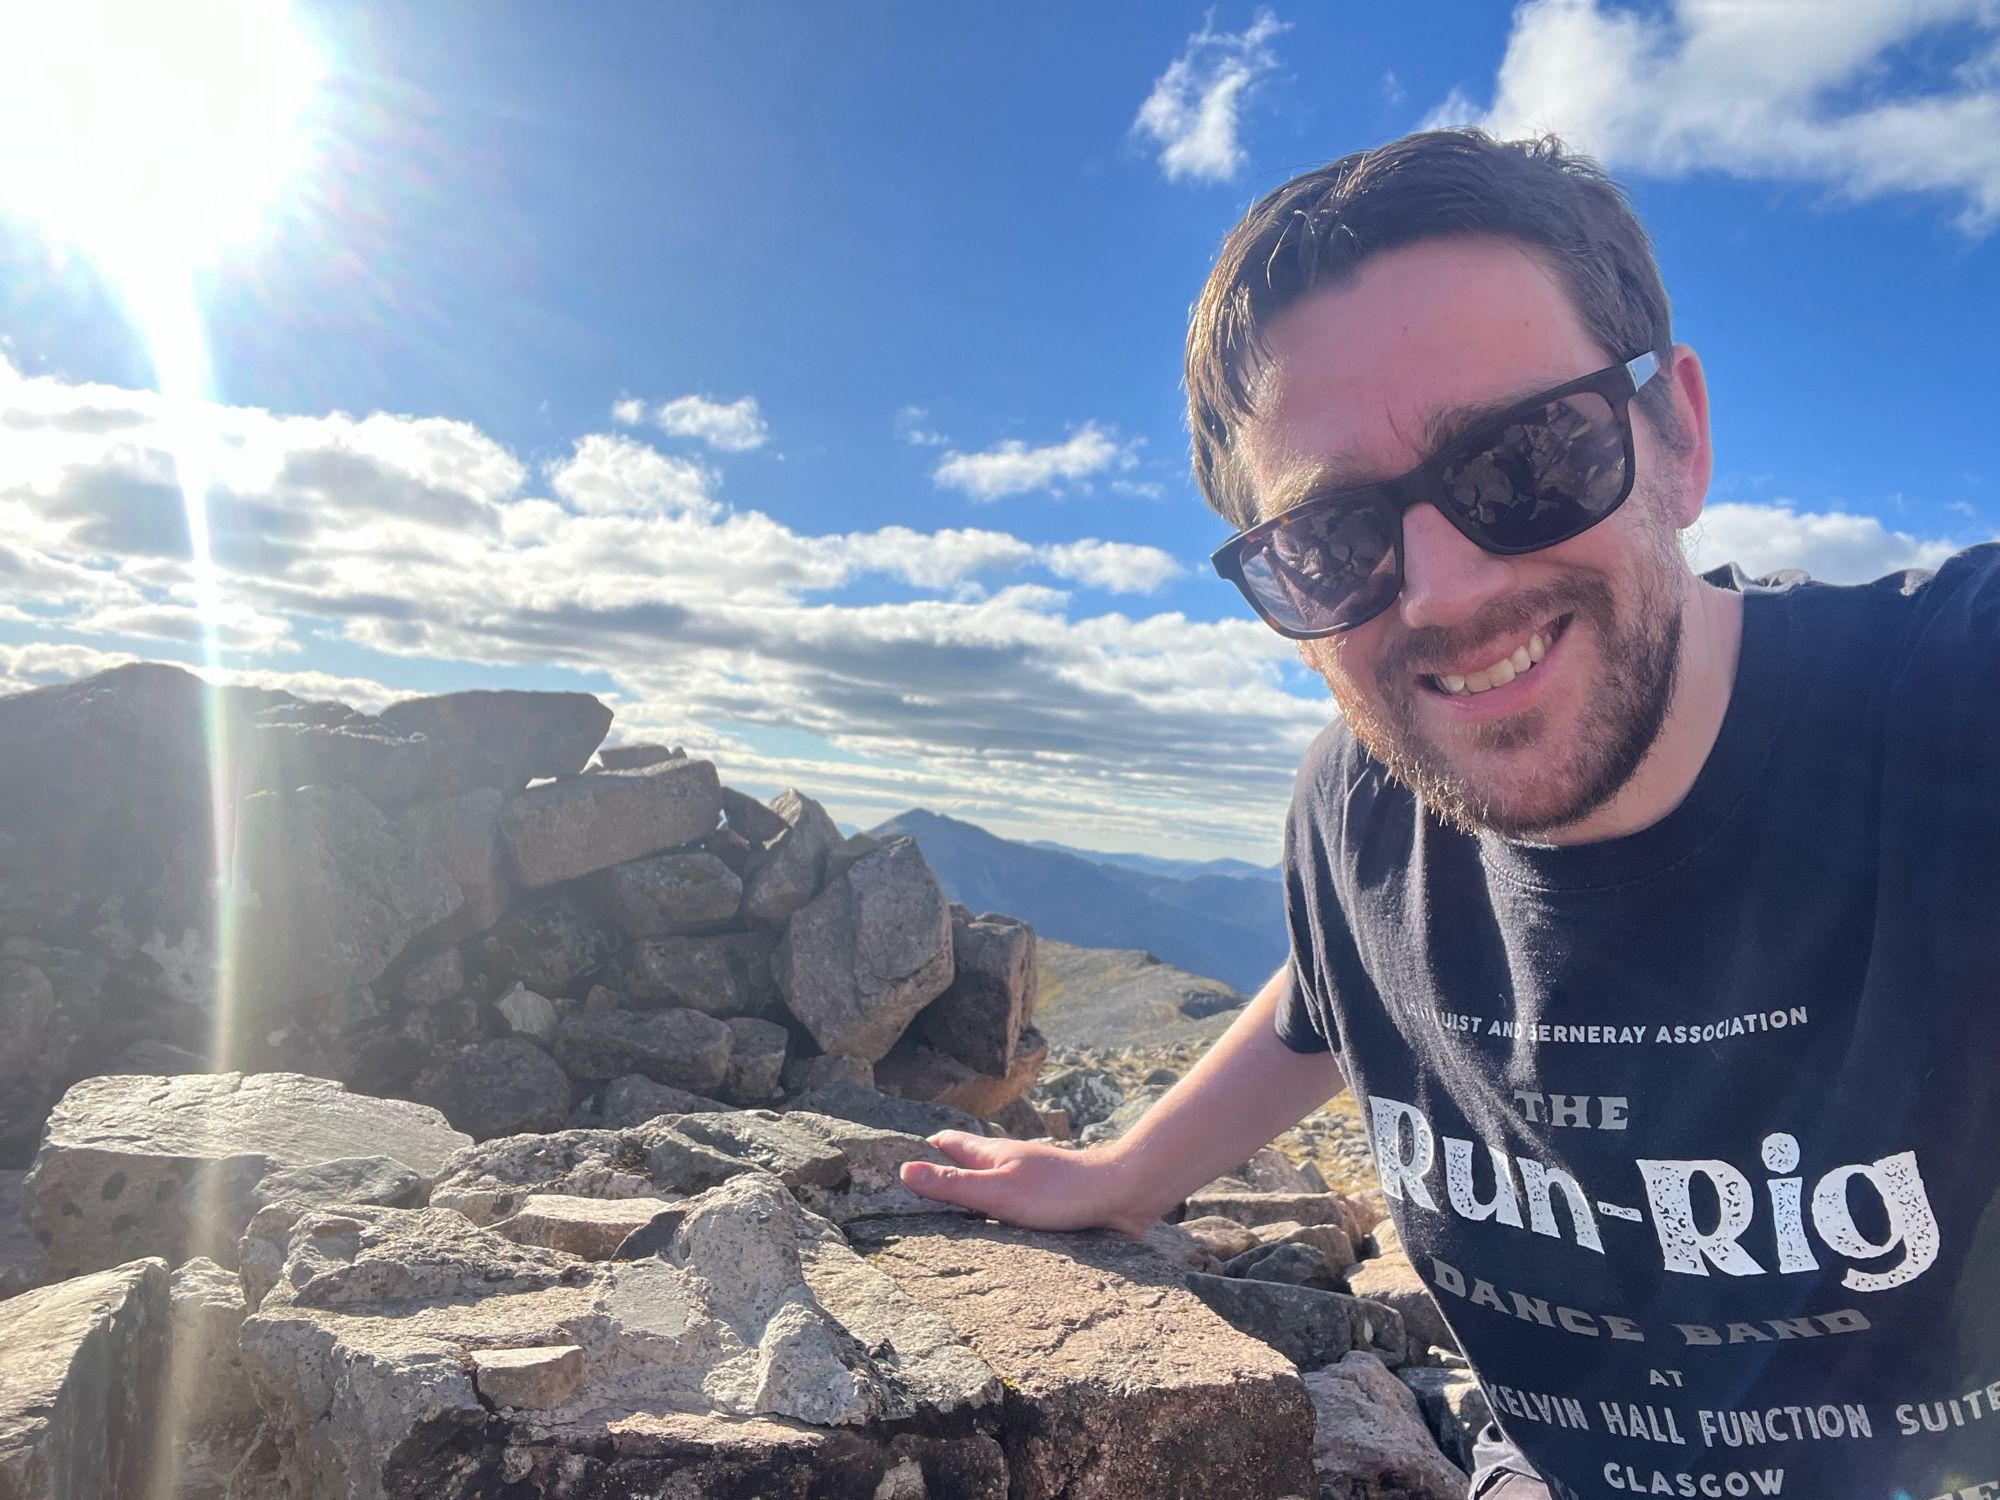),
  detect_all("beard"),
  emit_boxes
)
[1312,527,1686,839]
